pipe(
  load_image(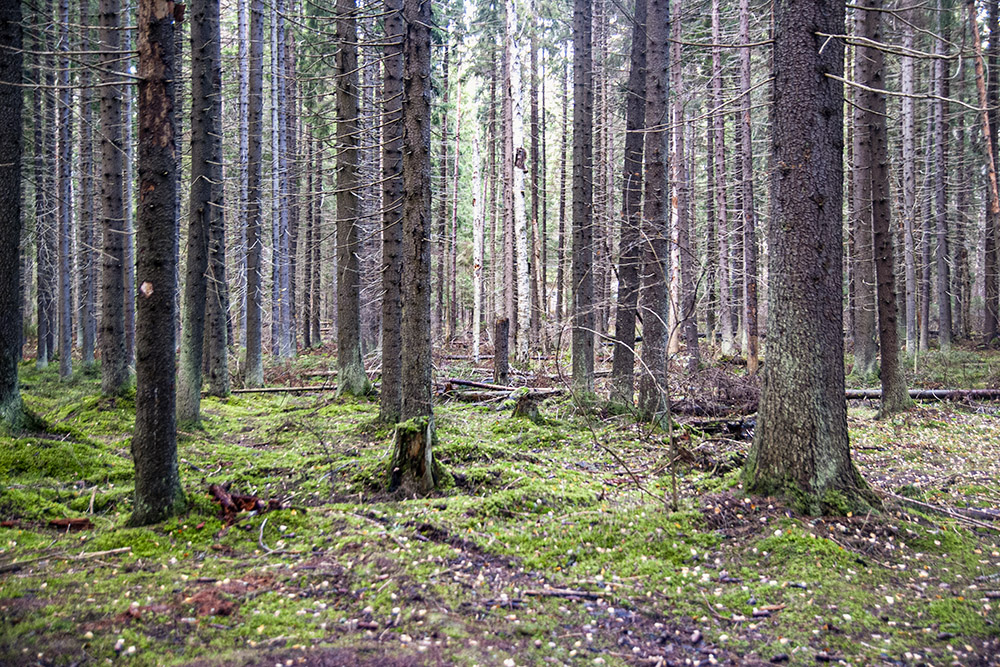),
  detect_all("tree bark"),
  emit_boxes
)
[858,0,911,417]
[900,8,917,354]
[244,0,265,386]
[611,0,646,405]
[743,0,875,514]
[711,0,734,357]
[436,42,449,340]
[850,7,877,380]
[473,137,485,363]
[99,0,129,394]
[0,0,24,428]
[78,0,97,367]
[738,0,757,374]
[637,0,668,420]
[985,0,1000,342]
[131,0,184,526]
[933,0,952,350]
[380,0,404,423]
[392,0,437,494]
[336,0,369,397]
[571,0,595,394]
[57,0,73,380]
